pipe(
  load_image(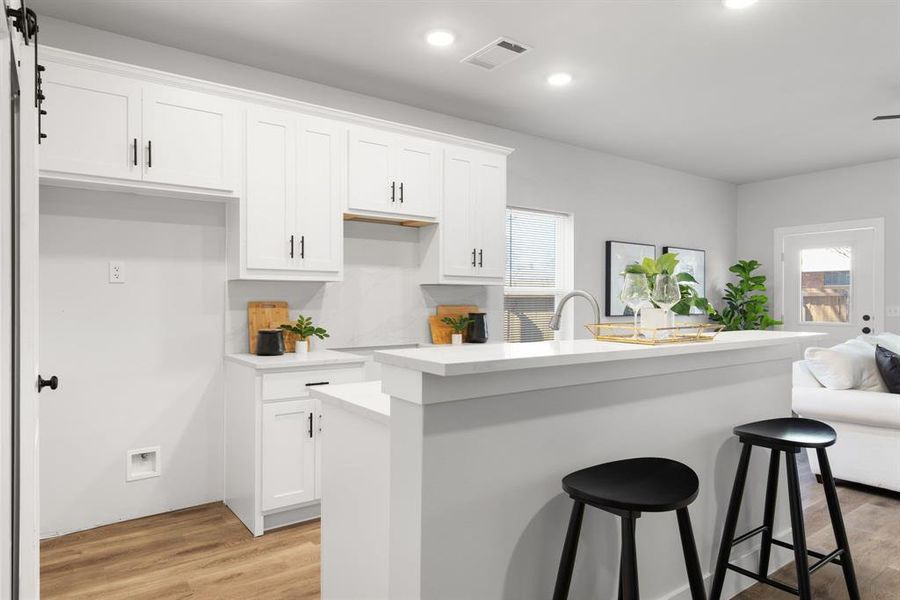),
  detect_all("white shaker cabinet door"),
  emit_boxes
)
[40,63,142,180]
[245,106,296,271]
[296,117,343,273]
[394,136,440,219]
[141,85,240,191]
[441,148,477,277]
[347,126,394,214]
[261,399,317,512]
[473,153,507,279]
